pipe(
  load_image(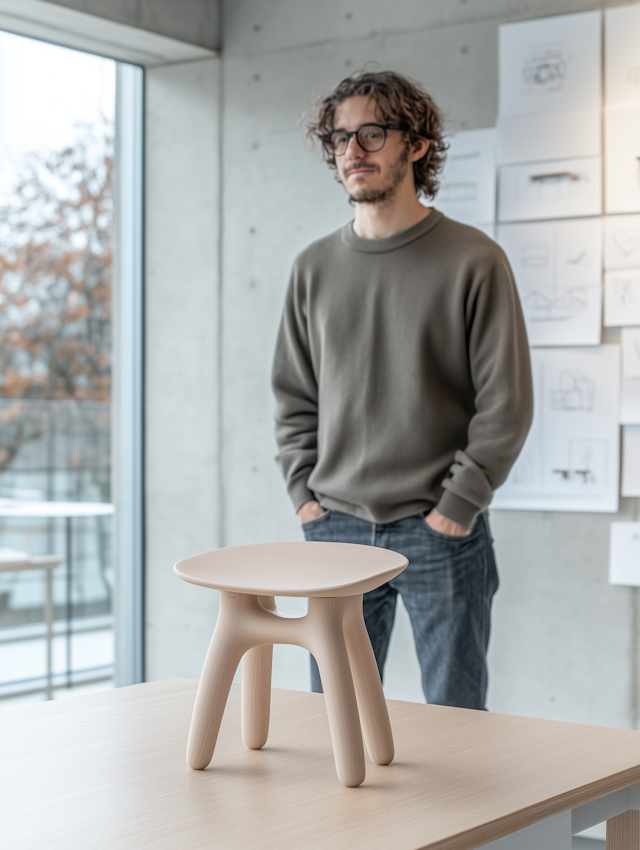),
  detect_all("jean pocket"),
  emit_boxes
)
[301,510,331,530]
